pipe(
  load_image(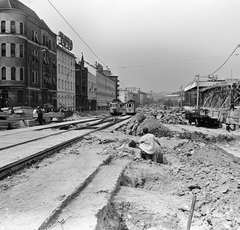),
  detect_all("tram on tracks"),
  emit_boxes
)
[125,99,136,115]
[109,99,137,116]
[109,99,124,115]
